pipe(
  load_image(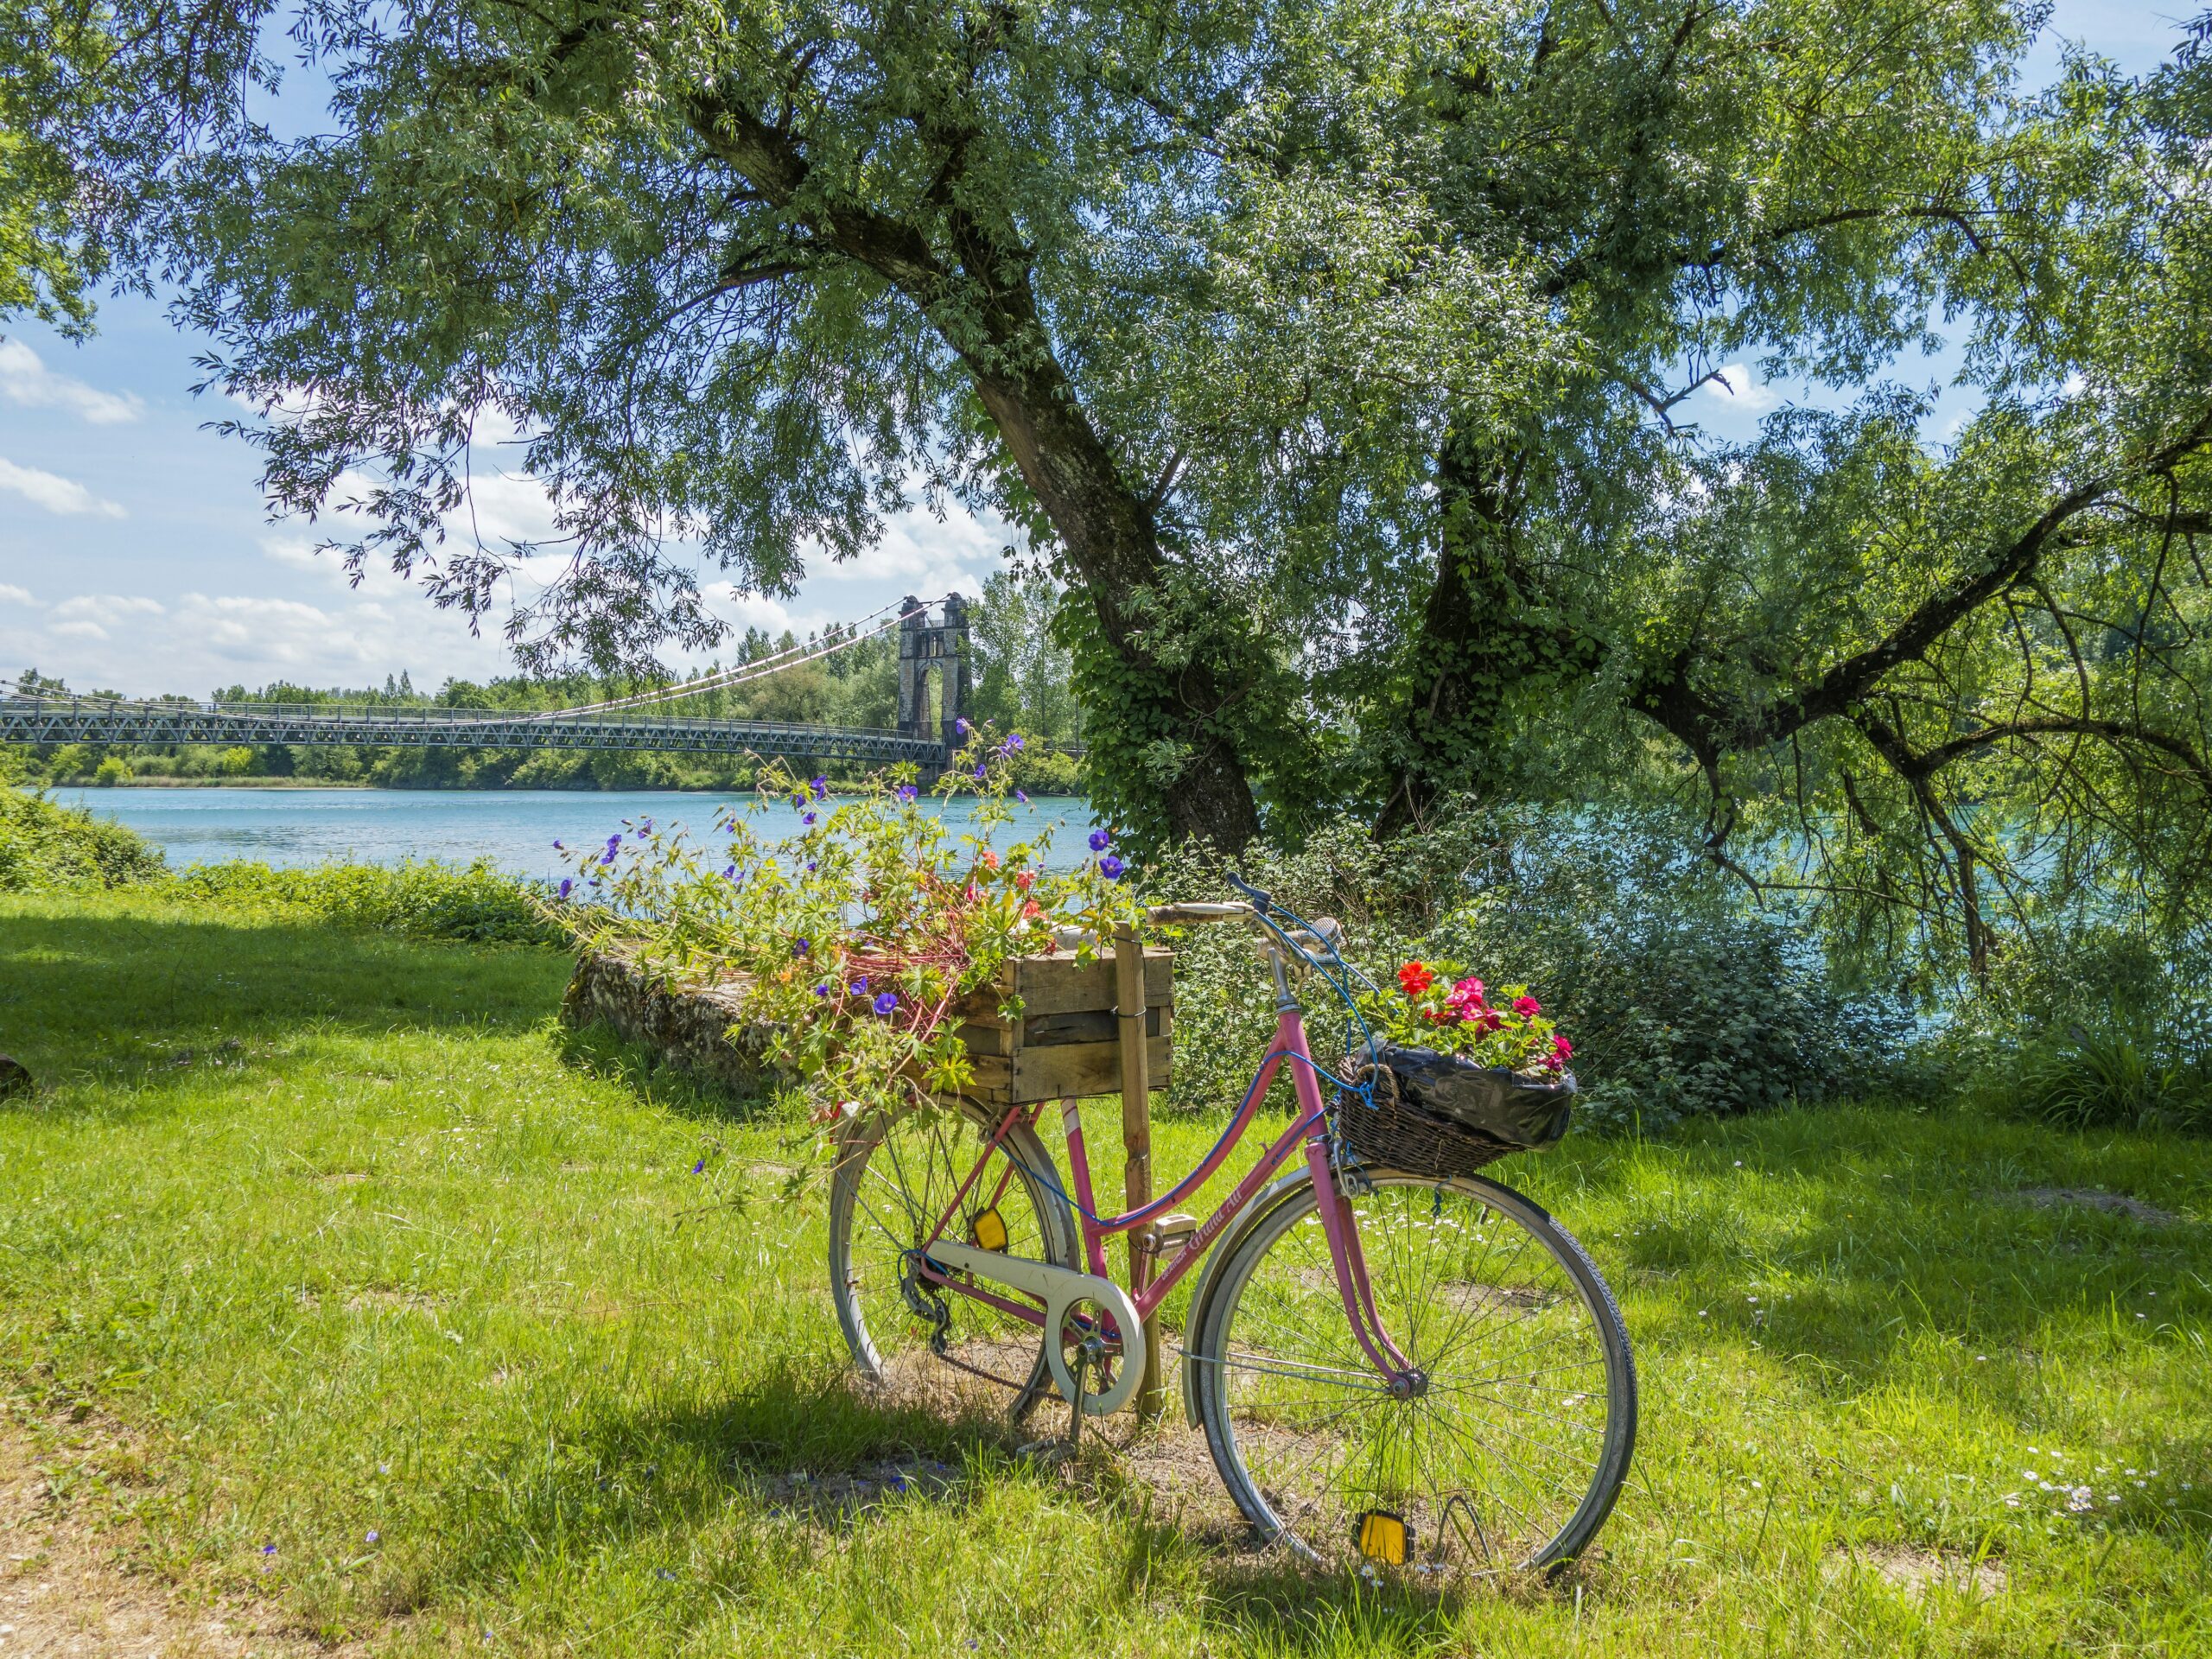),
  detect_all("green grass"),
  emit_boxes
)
[2,889,2209,1656]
